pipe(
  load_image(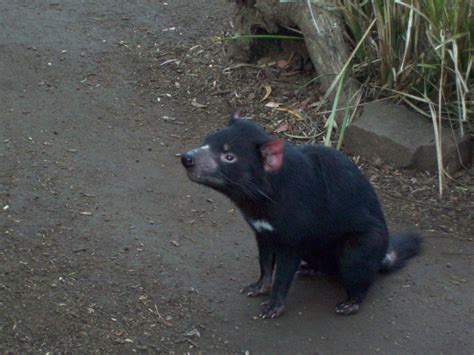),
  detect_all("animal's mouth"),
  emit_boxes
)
[185,169,204,183]
[185,168,224,187]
